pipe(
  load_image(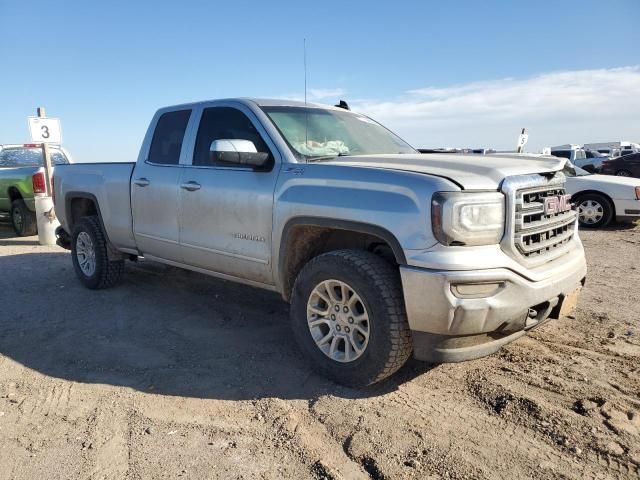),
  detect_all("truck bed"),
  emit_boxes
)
[53,162,137,251]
